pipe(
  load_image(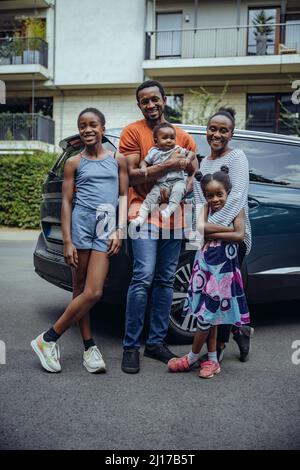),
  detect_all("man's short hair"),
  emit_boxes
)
[136,80,166,102]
